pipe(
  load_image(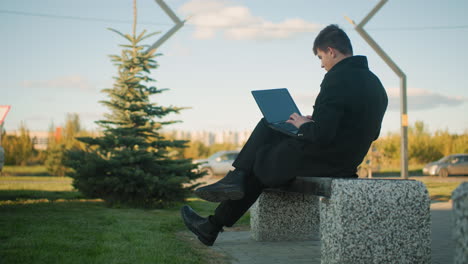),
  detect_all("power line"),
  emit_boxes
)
[0,9,172,26]
[2,9,468,31]
[366,25,468,31]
